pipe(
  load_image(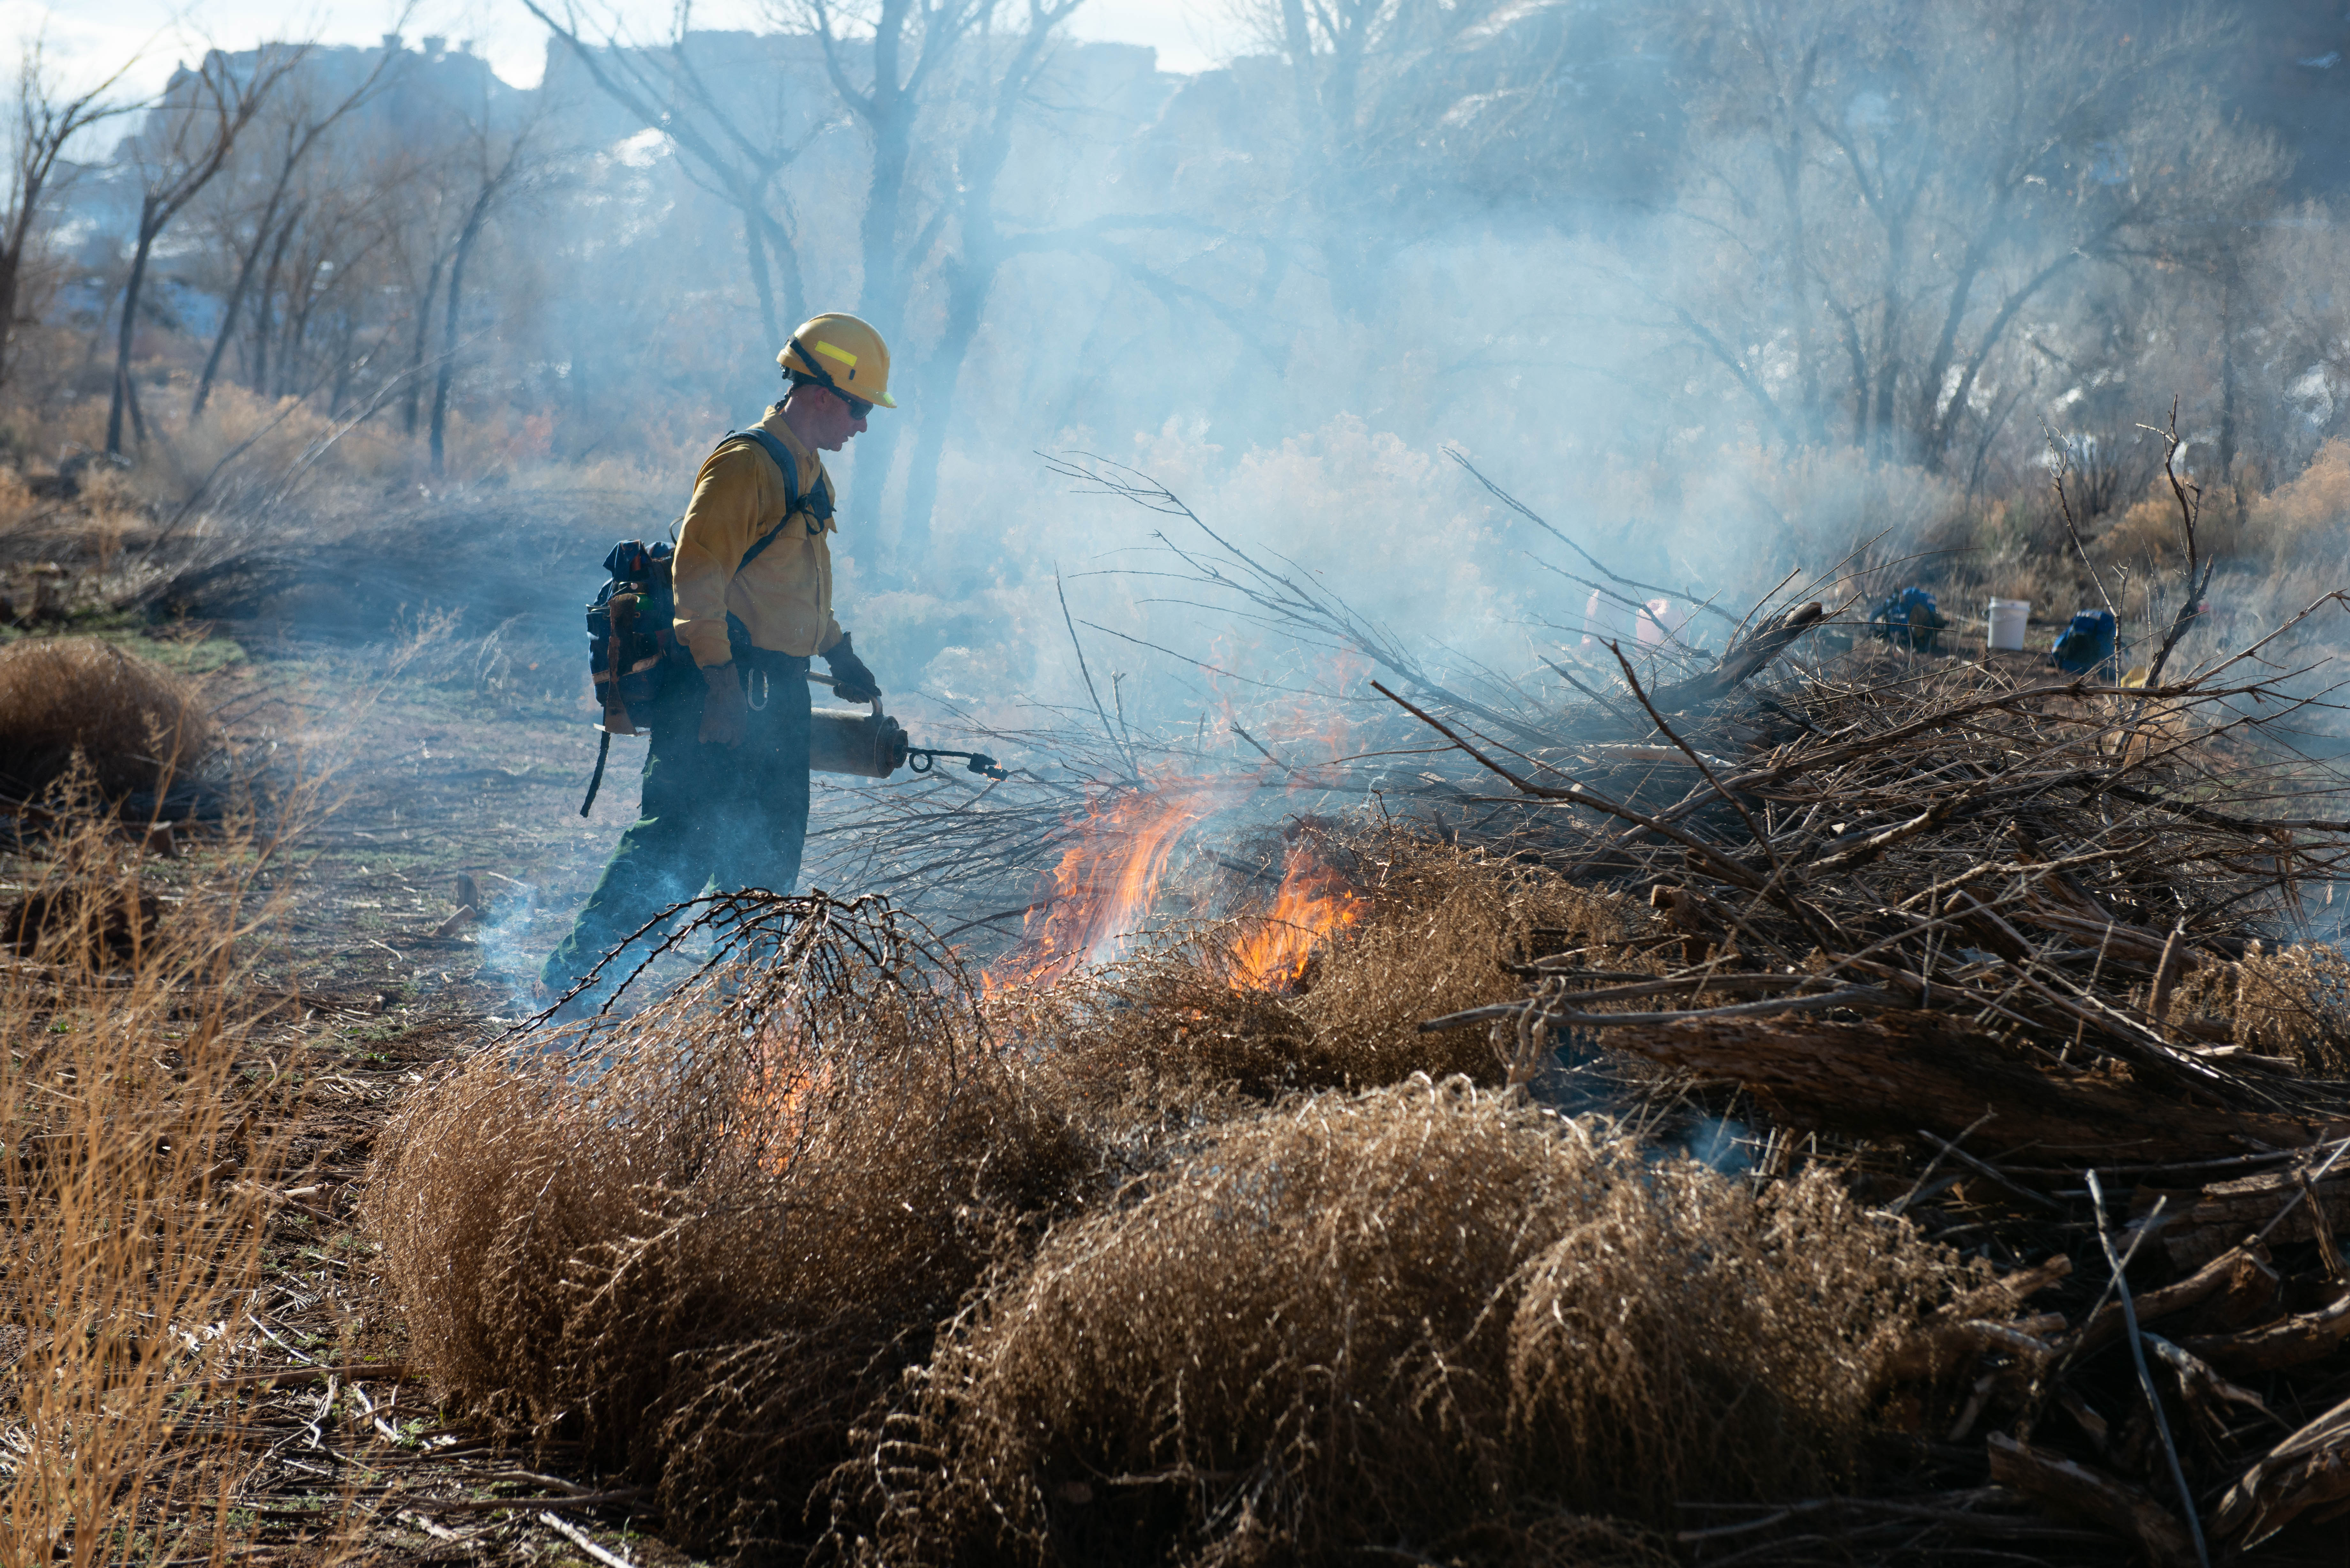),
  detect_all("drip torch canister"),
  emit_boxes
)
[805,671,1009,781]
